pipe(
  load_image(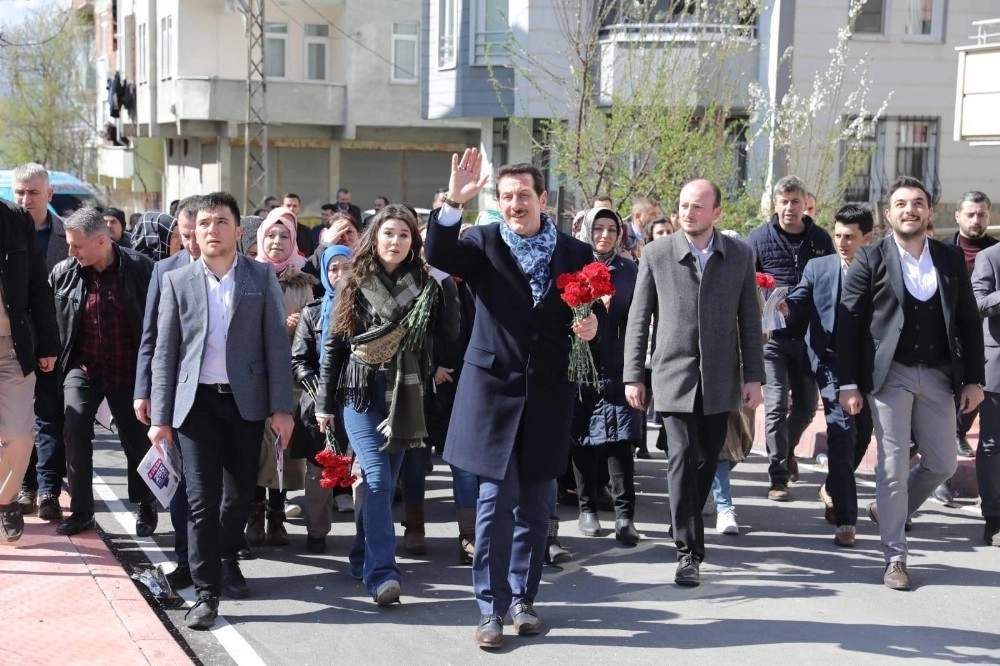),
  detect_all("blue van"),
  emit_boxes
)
[0,169,102,216]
